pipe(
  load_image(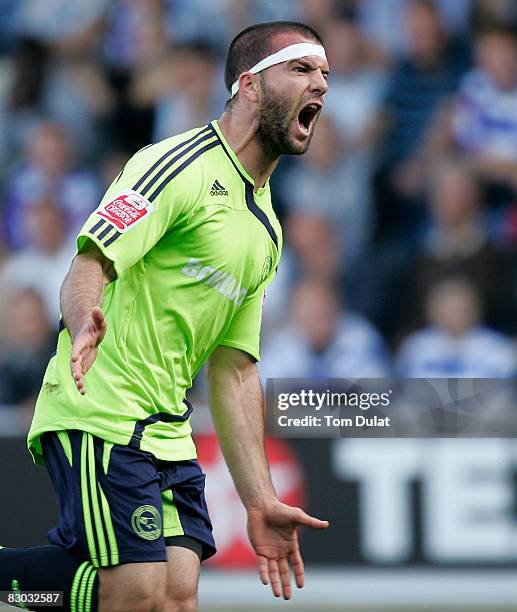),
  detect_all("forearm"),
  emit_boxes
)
[61,243,113,339]
[208,348,276,510]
